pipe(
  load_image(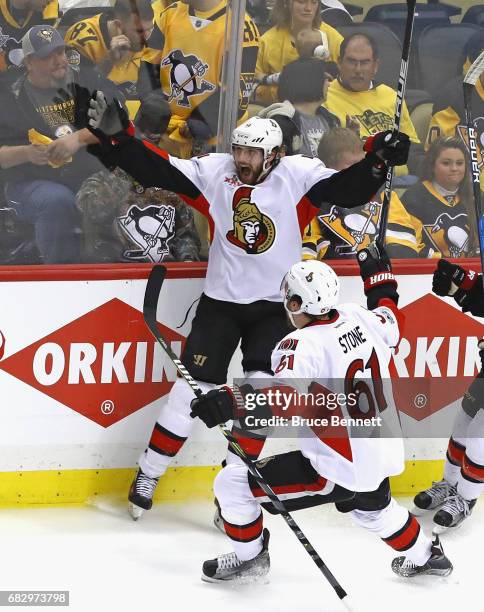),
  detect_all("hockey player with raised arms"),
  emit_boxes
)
[413,259,484,533]
[84,92,410,519]
[190,245,453,581]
